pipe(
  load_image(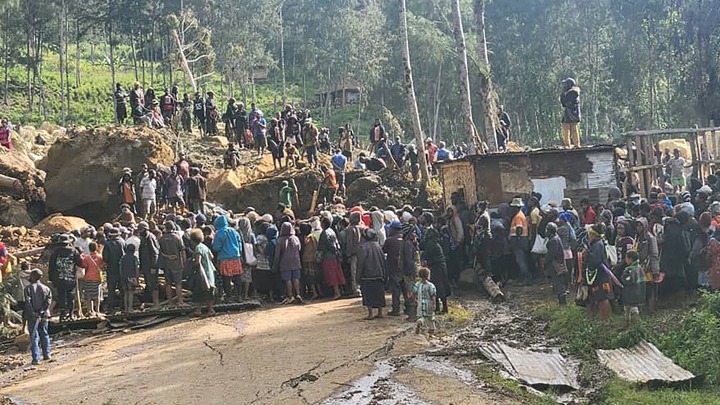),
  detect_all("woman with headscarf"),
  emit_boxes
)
[370,210,386,247]
[212,215,244,302]
[545,223,568,305]
[254,225,277,301]
[274,222,303,304]
[659,217,687,303]
[581,224,611,320]
[317,216,346,299]
[237,217,256,300]
[300,223,321,300]
[419,213,450,315]
[356,228,388,319]
[636,216,661,309]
